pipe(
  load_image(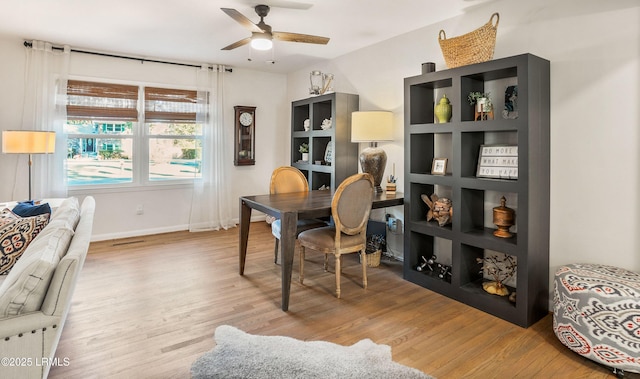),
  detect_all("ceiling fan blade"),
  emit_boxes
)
[273,32,329,45]
[221,8,264,33]
[221,37,252,51]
